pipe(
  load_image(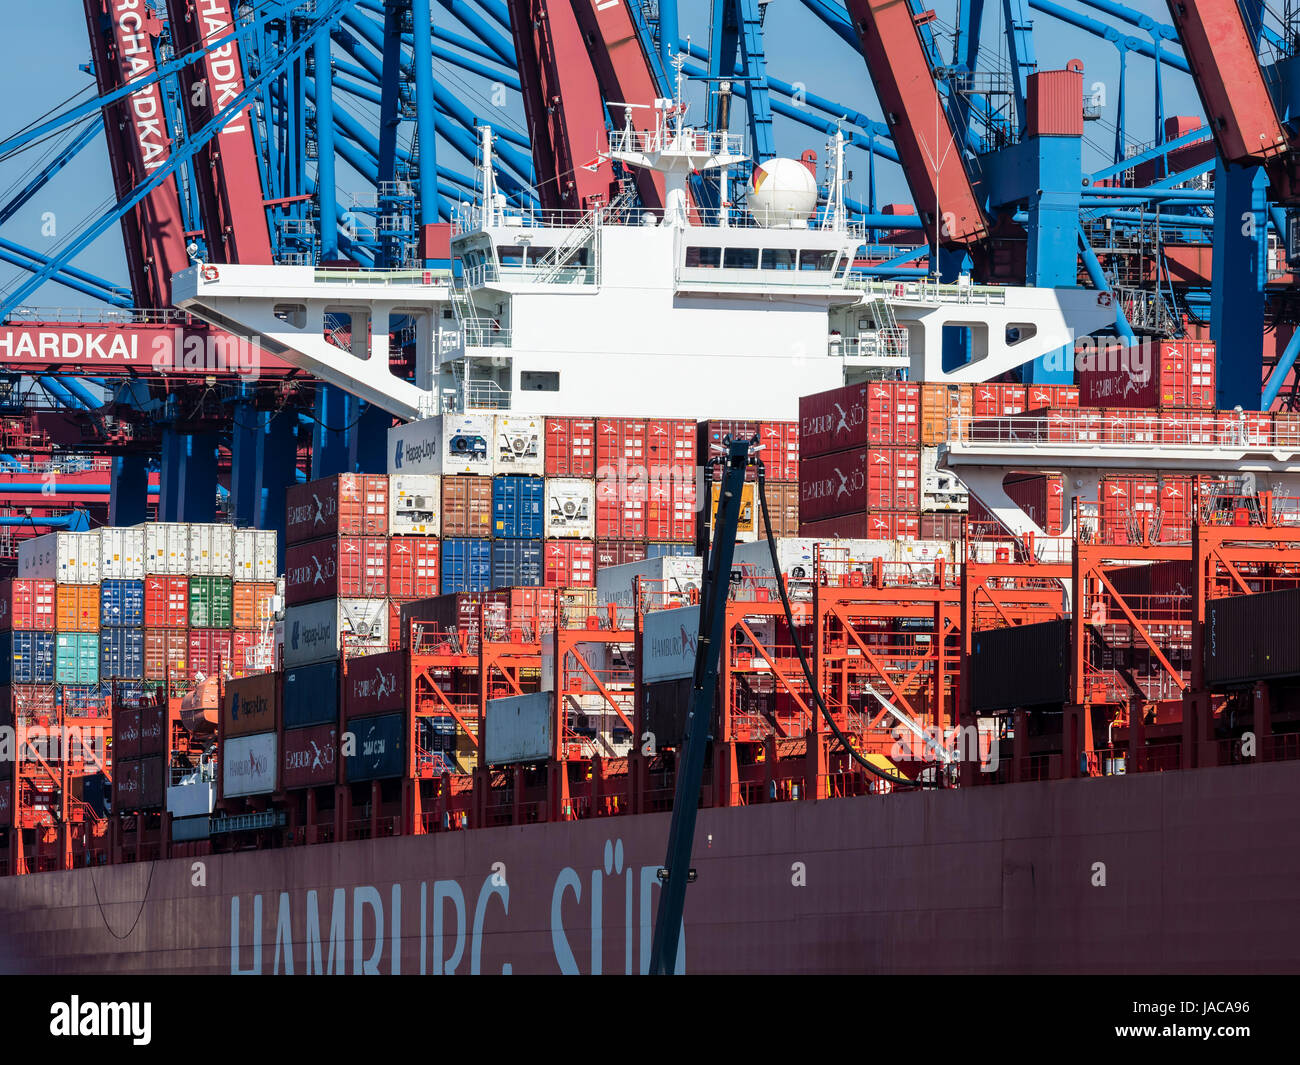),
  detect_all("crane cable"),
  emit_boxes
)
[754,461,935,789]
